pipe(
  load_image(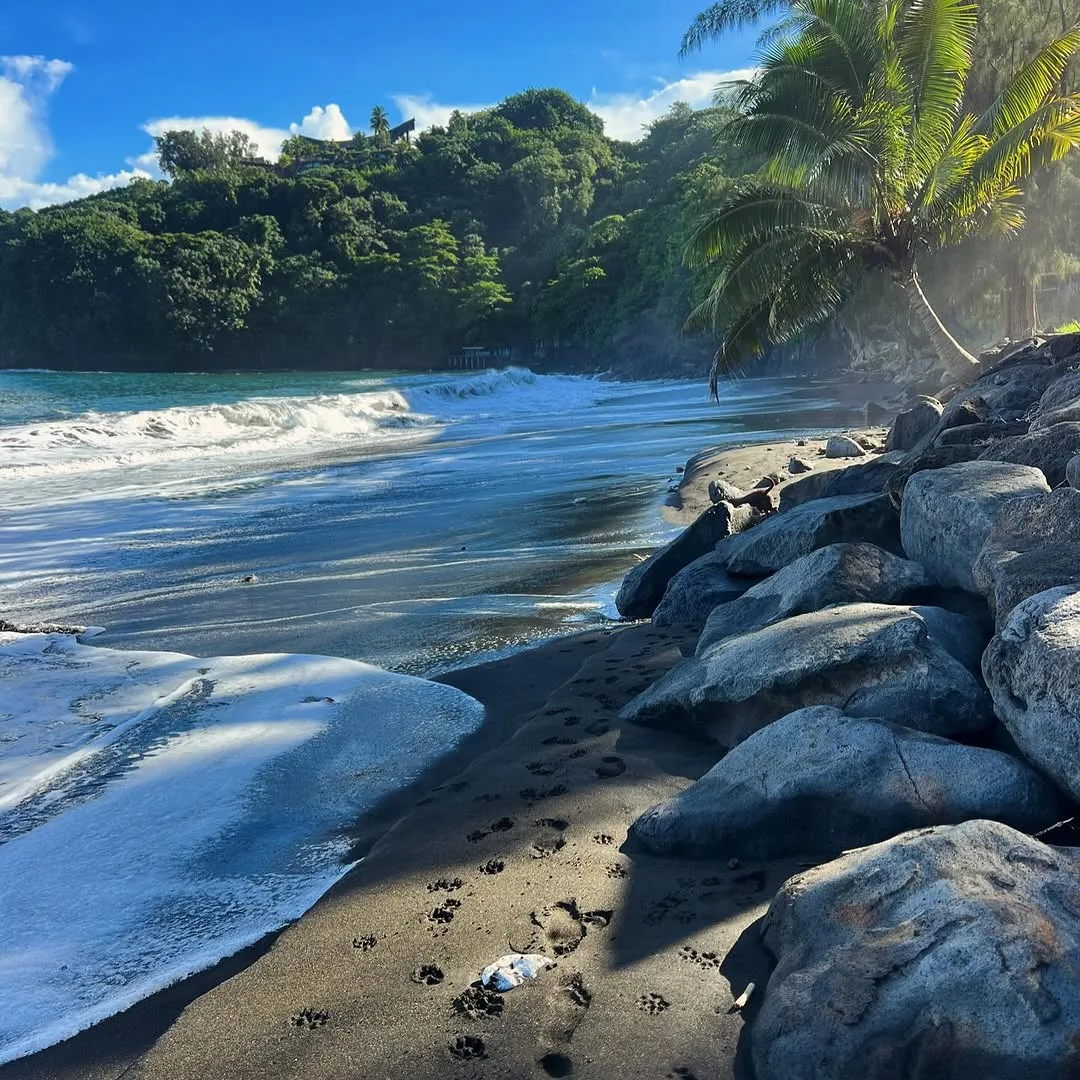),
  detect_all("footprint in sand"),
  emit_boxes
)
[542,736,578,746]
[531,836,566,859]
[454,983,505,1020]
[535,818,569,830]
[427,877,465,893]
[594,756,626,779]
[527,761,557,776]
[520,784,567,803]
[606,863,628,879]
[479,859,505,875]
[592,834,615,846]
[411,964,445,985]
[428,898,461,928]
[584,721,610,736]
[538,972,592,1077]
[678,945,721,972]
[448,1034,487,1060]
[529,900,613,955]
[638,992,671,1015]
[289,1008,330,1029]
[352,933,377,951]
